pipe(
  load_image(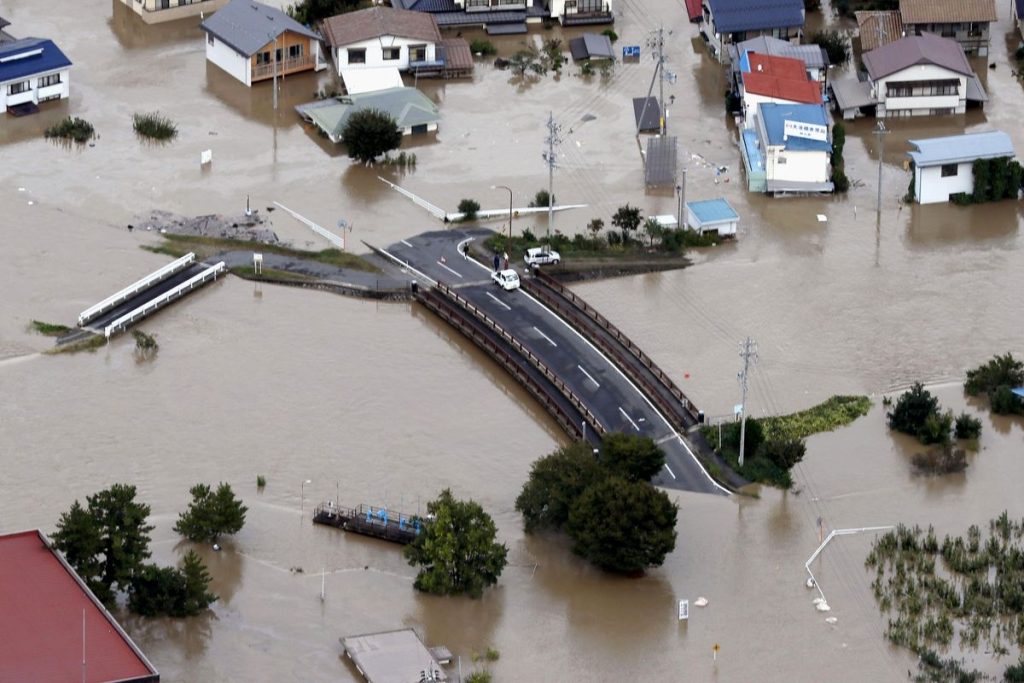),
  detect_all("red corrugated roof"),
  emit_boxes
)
[685,0,702,21]
[742,52,822,104]
[0,530,159,683]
